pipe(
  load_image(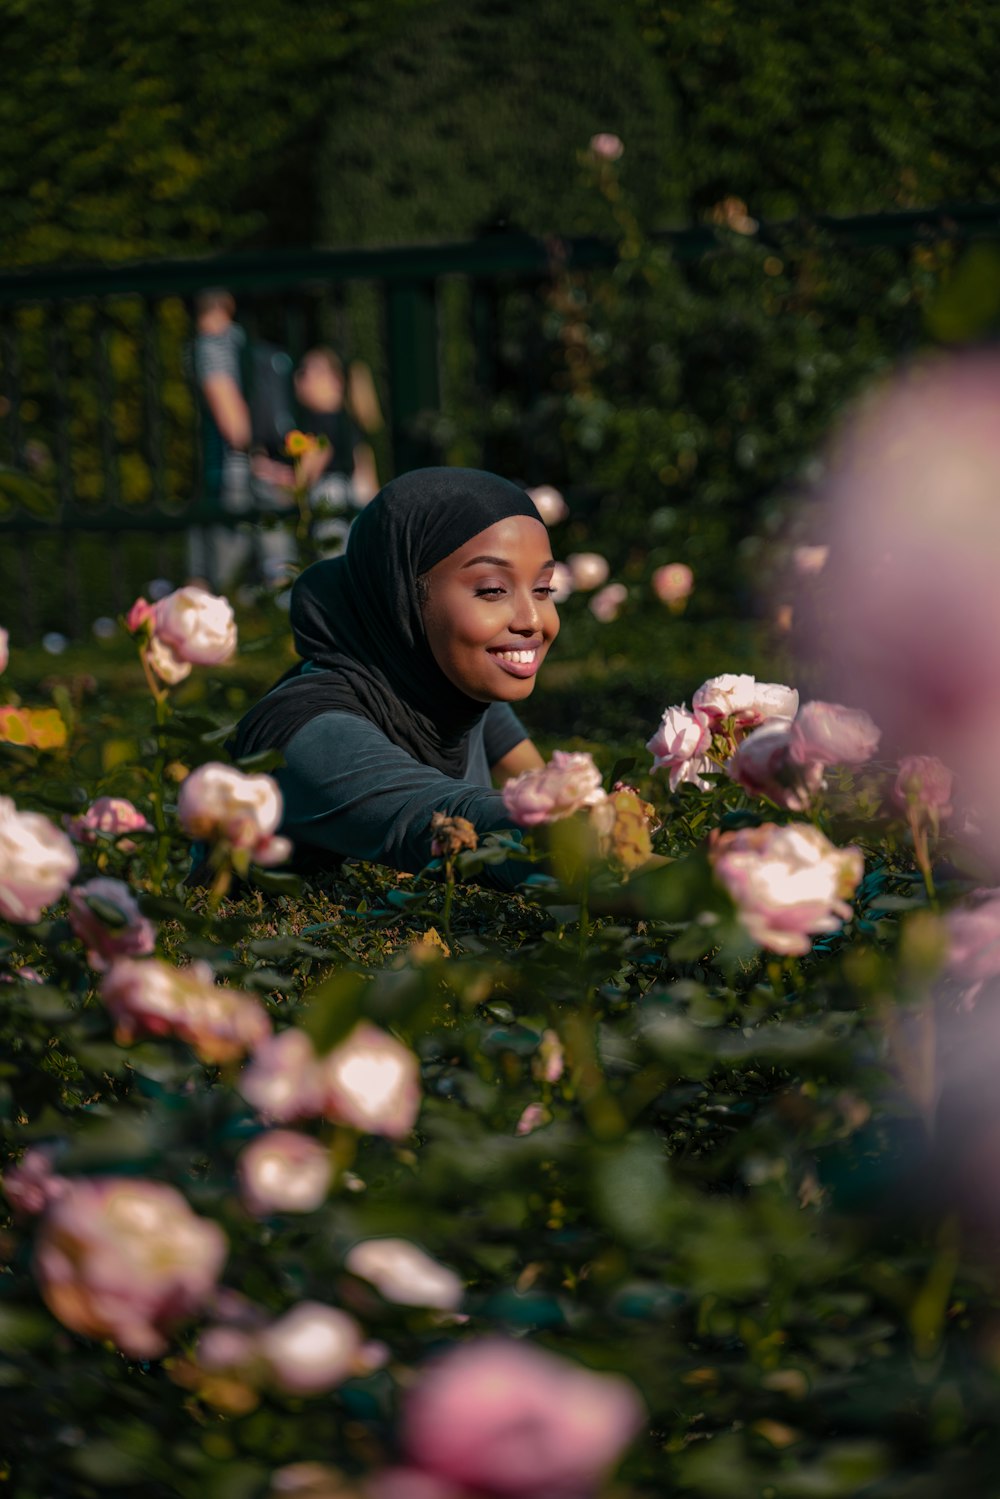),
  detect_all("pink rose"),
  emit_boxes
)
[693,674,799,729]
[146,633,192,685]
[34,1177,227,1359]
[566,553,610,592]
[646,704,713,792]
[710,822,864,957]
[178,763,292,866]
[501,750,607,827]
[319,1020,421,1139]
[258,1302,362,1396]
[548,562,574,604]
[789,701,881,767]
[947,892,1000,1003]
[2,1146,67,1219]
[893,755,953,818]
[401,1338,644,1497]
[652,562,694,610]
[65,796,152,847]
[346,1239,463,1311]
[534,1028,564,1083]
[101,956,271,1063]
[526,485,569,526]
[125,597,155,634]
[588,582,627,622]
[0,625,8,675]
[515,1102,549,1136]
[239,1028,327,1123]
[237,1130,332,1216]
[726,719,825,812]
[0,796,78,924]
[589,133,624,161]
[68,877,156,971]
[153,585,237,666]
